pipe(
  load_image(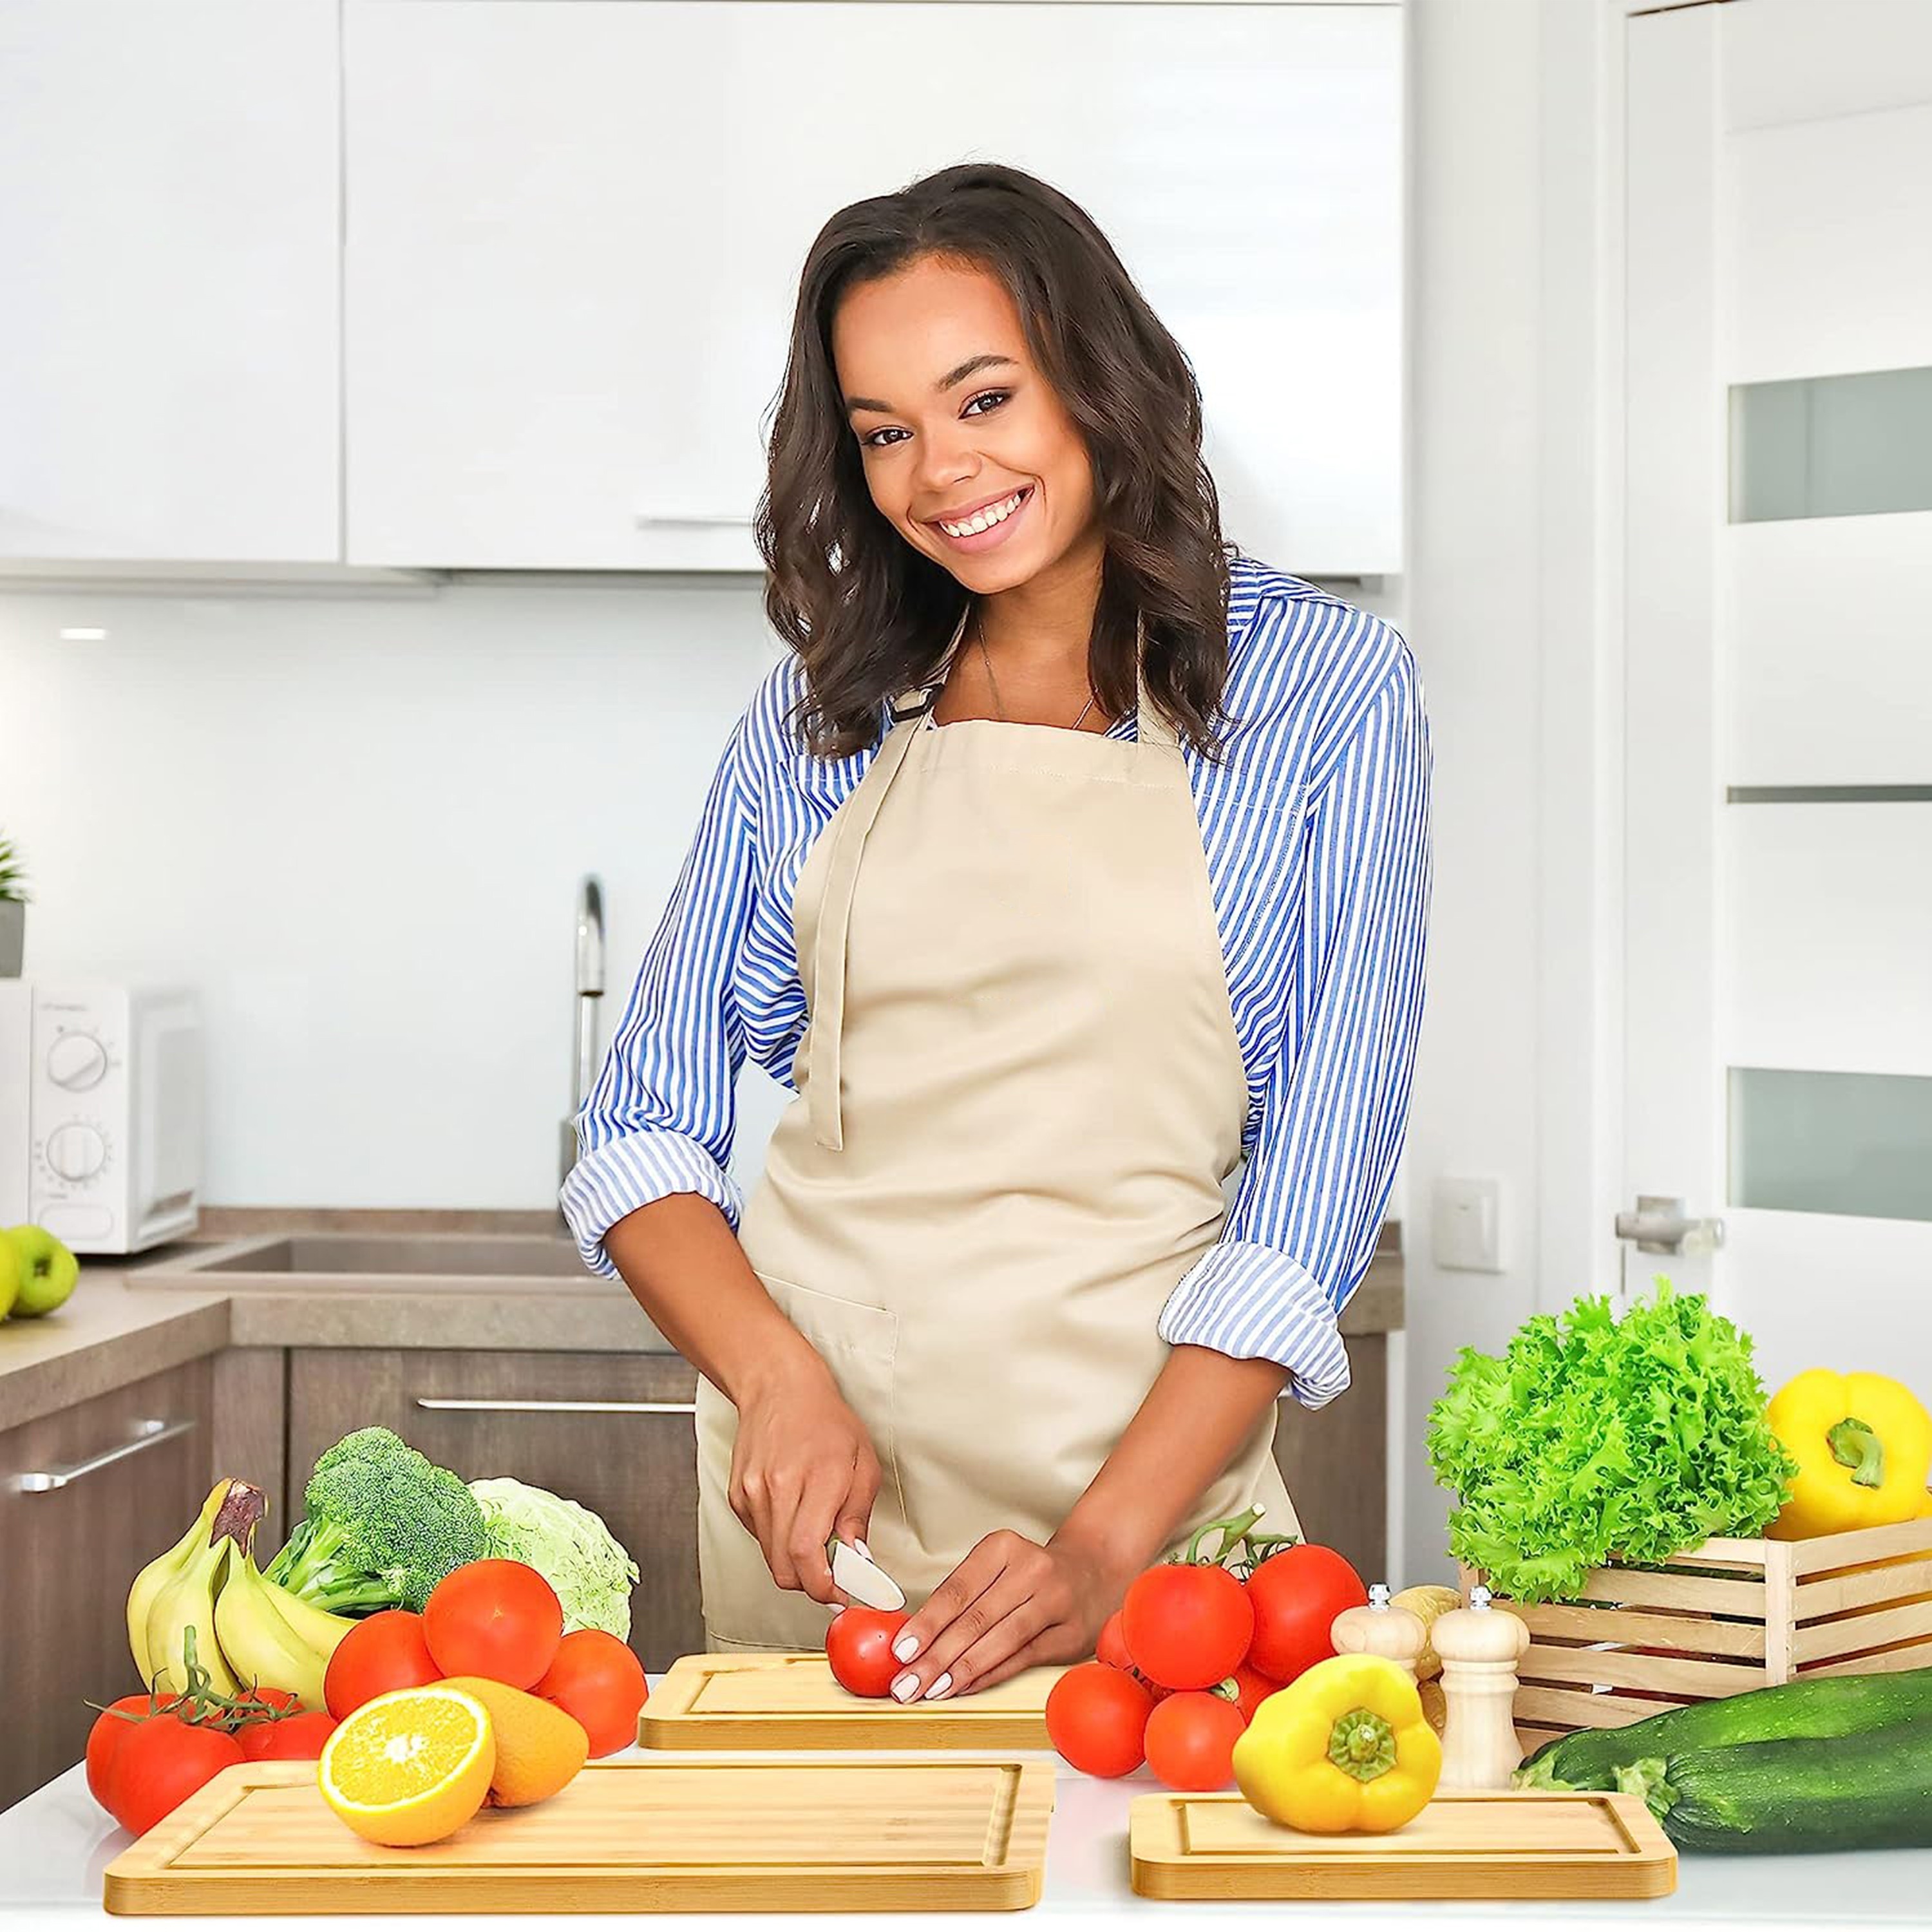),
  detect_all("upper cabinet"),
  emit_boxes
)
[0,1,341,565]
[345,1,1403,577]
